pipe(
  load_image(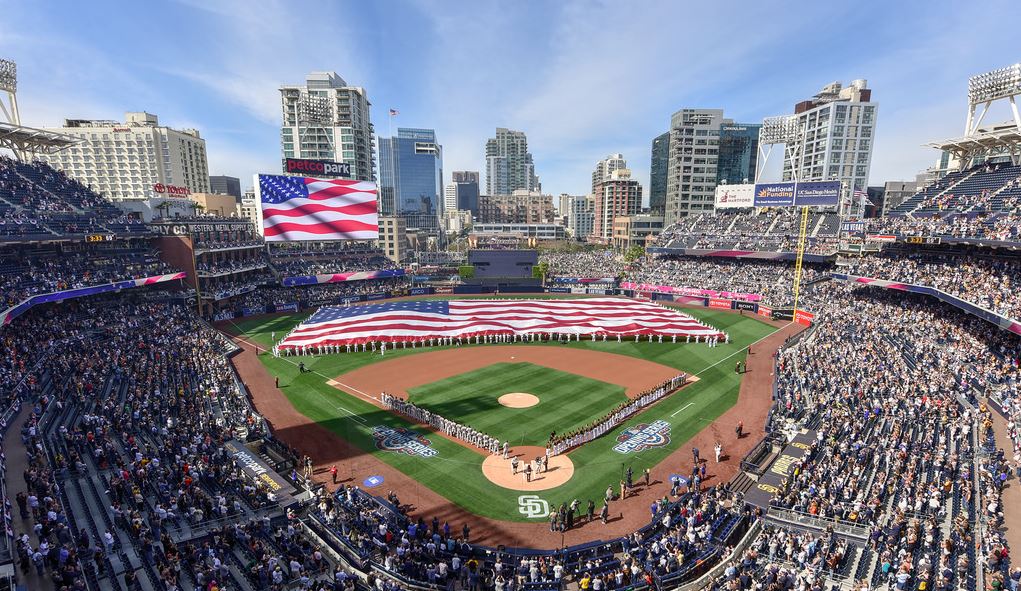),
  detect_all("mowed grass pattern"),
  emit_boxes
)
[408,362,628,447]
[228,301,781,521]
